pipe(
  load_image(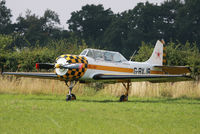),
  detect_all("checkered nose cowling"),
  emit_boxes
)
[55,54,88,81]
